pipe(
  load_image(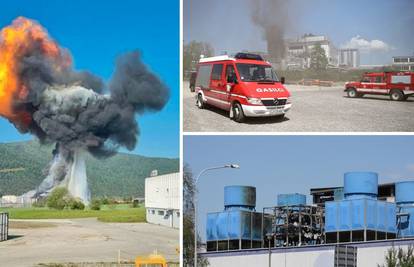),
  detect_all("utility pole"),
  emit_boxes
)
[194,164,240,267]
